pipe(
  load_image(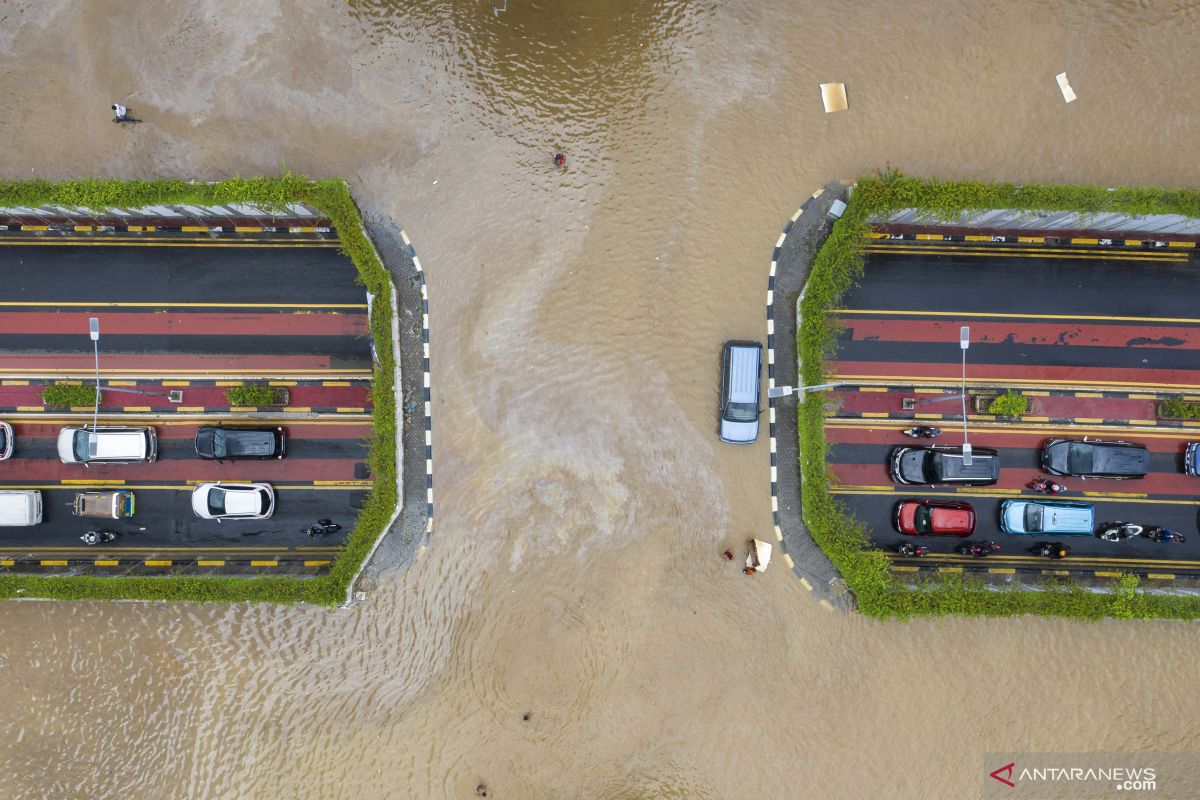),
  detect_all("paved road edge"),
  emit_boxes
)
[769,181,854,611]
